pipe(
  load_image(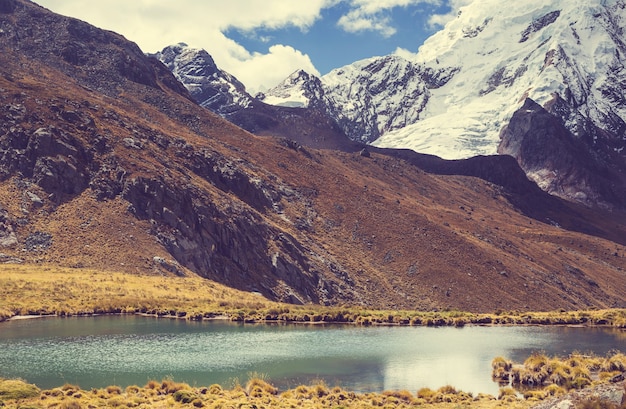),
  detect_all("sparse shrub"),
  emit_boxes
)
[524,352,549,372]
[543,384,566,397]
[523,389,545,401]
[492,356,513,372]
[207,384,222,395]
[437,385,457,395]
[125,385,140,394]
[160,379,186,394]
[245,376,277,396]
[60,383,80,392]
[312,381,329,398]
[416,387,436,402]
[602,352,626,372]
[294,385,311,399]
